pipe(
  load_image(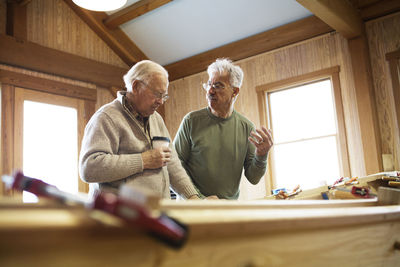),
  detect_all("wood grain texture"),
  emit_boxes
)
[348,35,383,174]
[297,0,364,39]
[334,31,366,176]
[96,86,115,111]
[104,0,173,29]
[6,1,27,39]
[0,64,97,89]
[0,0,6,35]
[366,12,400,171]
[0,200,400,266]
[27,0,128,68]
[0,69,97,101]
[387,59,400,155]
[0,85,15,196]
[62,0,147,66]
[360,0,400,21]
[0,34,127,89]
[77,100,95,193]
